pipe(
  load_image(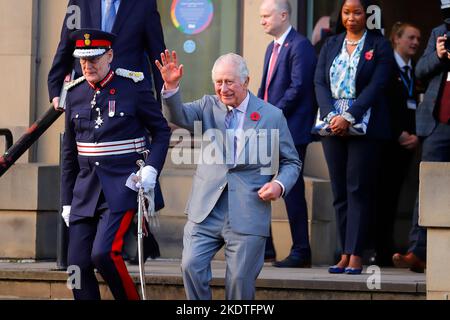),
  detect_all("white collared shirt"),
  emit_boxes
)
[274,25,292,52]
[226,95,249,126]
[226,92,249,148]
[266,26,292,84]
[394,51,412,77]
[101,0,121,32]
